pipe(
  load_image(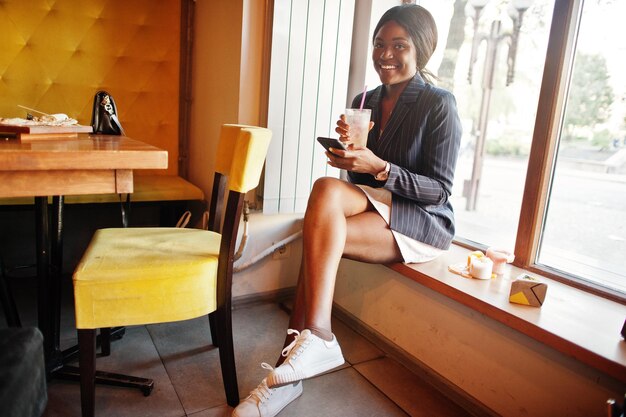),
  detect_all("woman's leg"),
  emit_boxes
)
[277,178,402,364]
